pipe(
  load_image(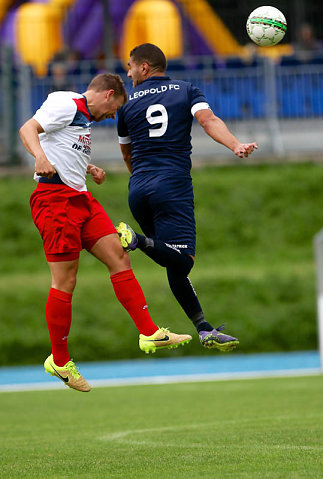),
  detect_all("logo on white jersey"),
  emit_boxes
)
[72,134,91,155]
